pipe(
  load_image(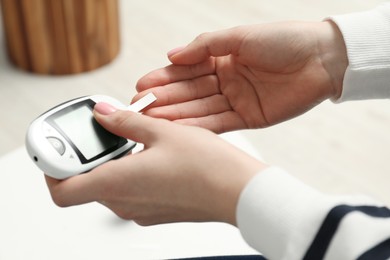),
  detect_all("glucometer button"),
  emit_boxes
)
[47,137,66,155]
